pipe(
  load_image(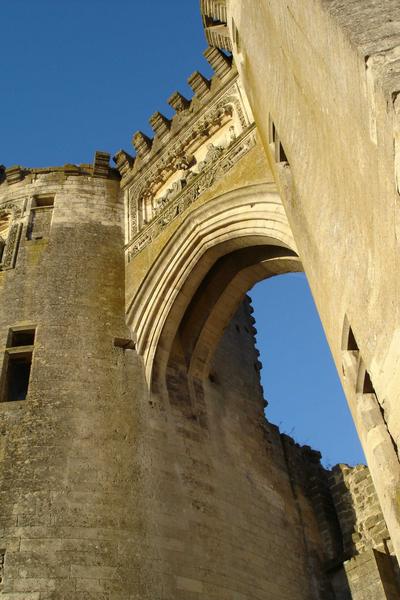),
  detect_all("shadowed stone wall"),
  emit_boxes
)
[0,168,153,598]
